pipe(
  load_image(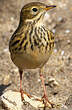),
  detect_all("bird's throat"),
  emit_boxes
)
[25,12,45,25]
